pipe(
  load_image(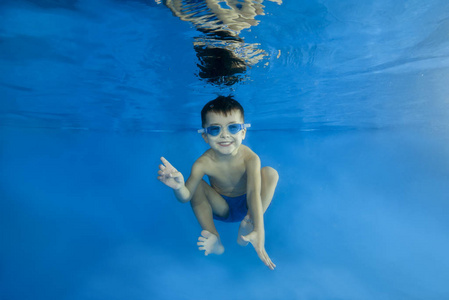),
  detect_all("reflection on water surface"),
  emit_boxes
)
[165,0,281,85]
